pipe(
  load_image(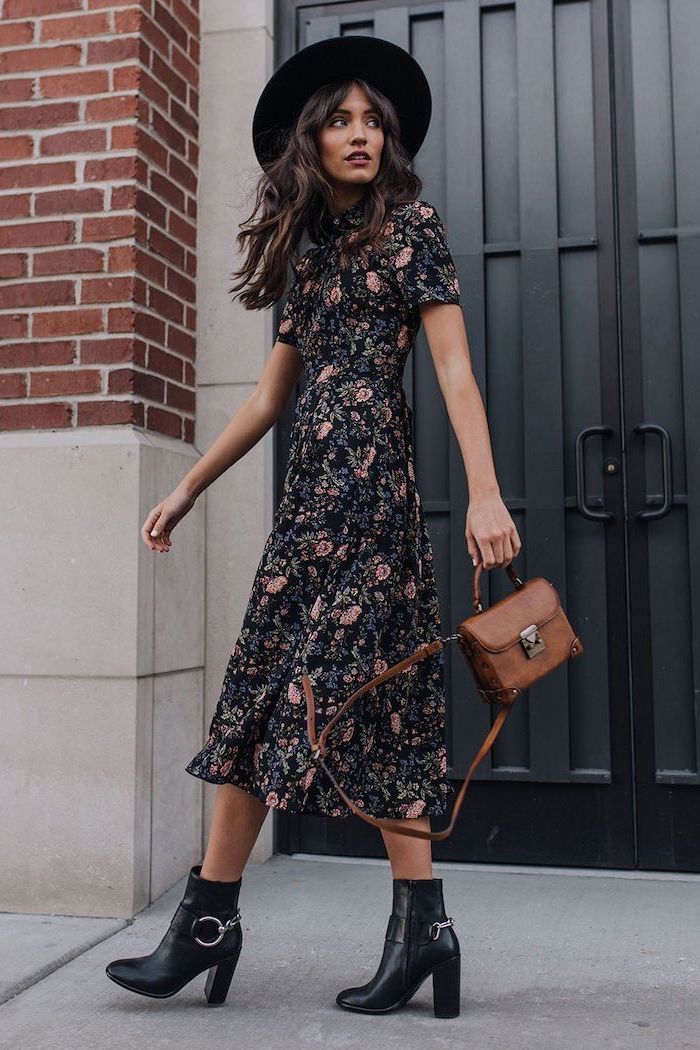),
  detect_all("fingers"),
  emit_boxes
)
[141,507,171,553]
[468,527,522,570]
